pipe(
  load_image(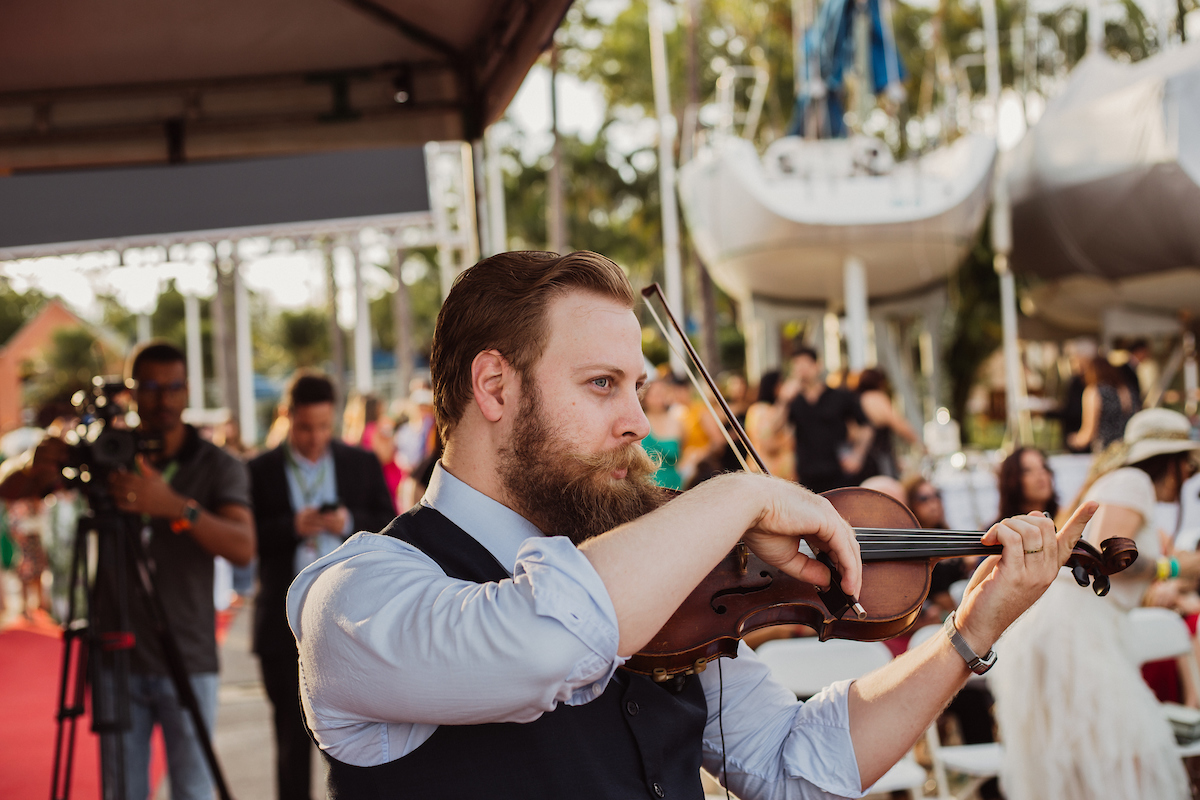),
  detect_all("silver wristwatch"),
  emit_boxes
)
[943,610,997,675]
